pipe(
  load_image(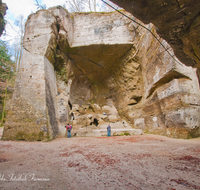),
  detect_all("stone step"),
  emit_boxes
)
[72,128,143,137]
[98,122,132,129]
